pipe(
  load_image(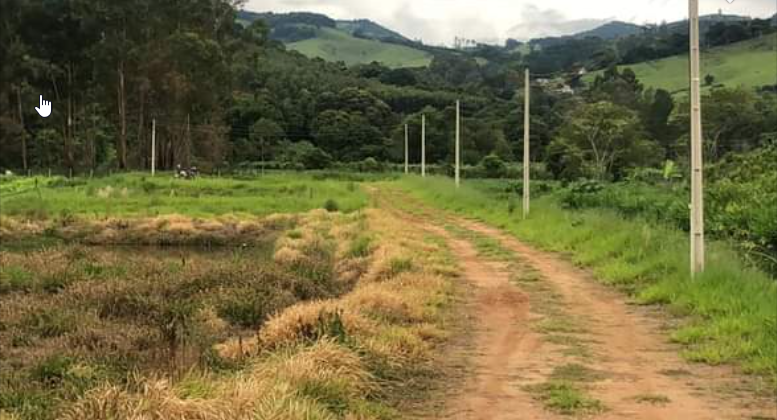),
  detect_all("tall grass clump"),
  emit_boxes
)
[396,175,777,389]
